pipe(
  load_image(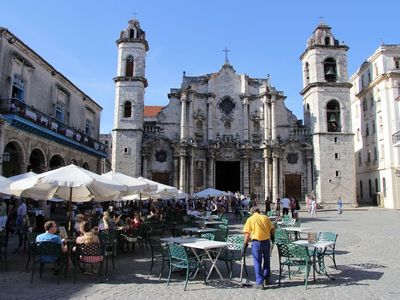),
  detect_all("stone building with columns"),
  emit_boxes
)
[0,27,108,176]
[112,20,356,205]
